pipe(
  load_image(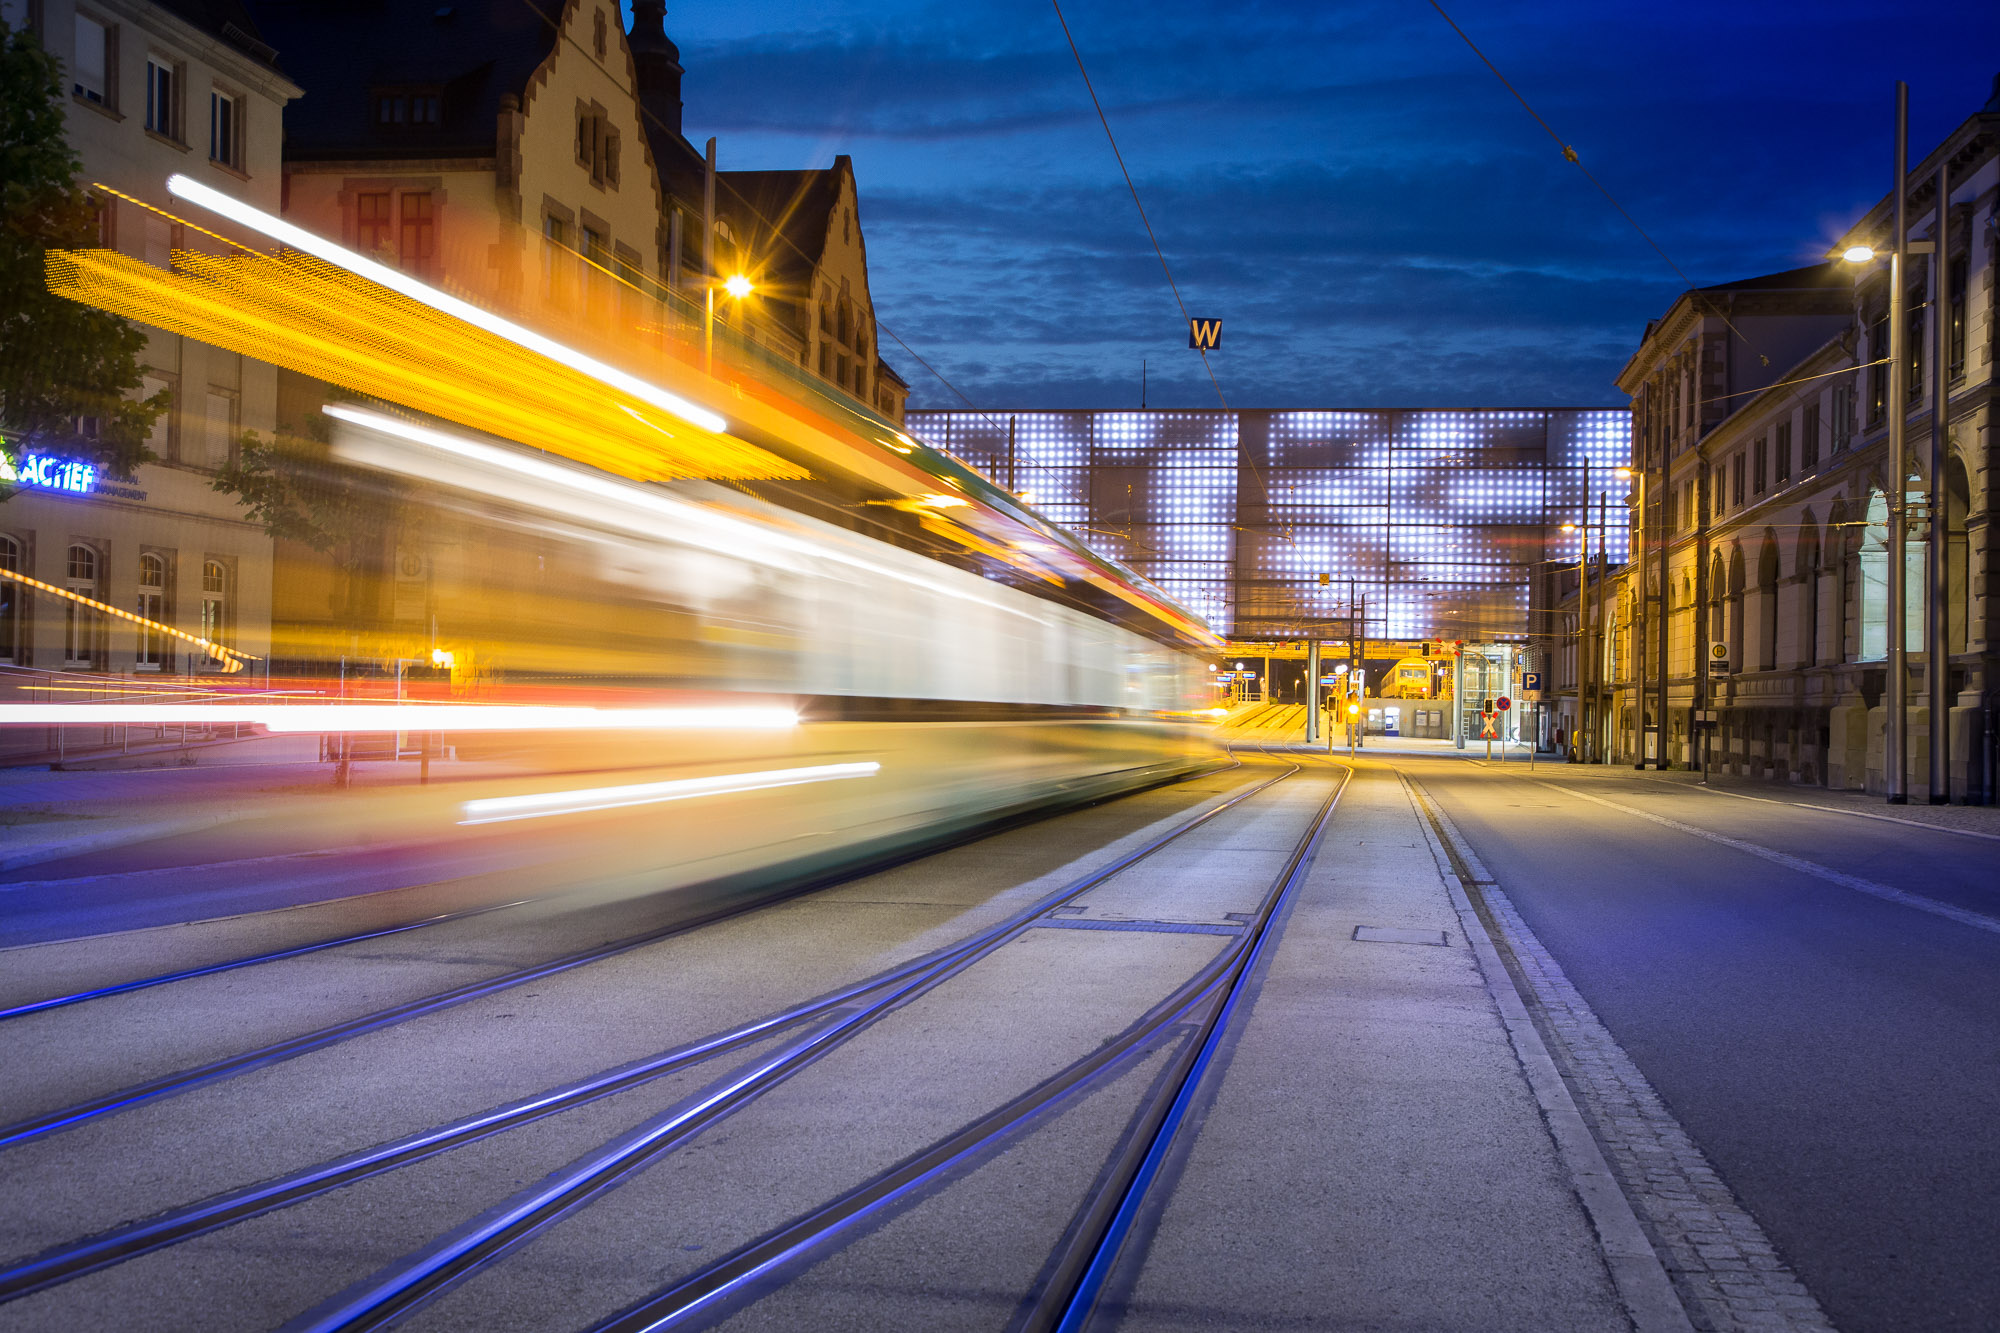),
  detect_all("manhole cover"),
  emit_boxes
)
[1352,925,1448,947]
